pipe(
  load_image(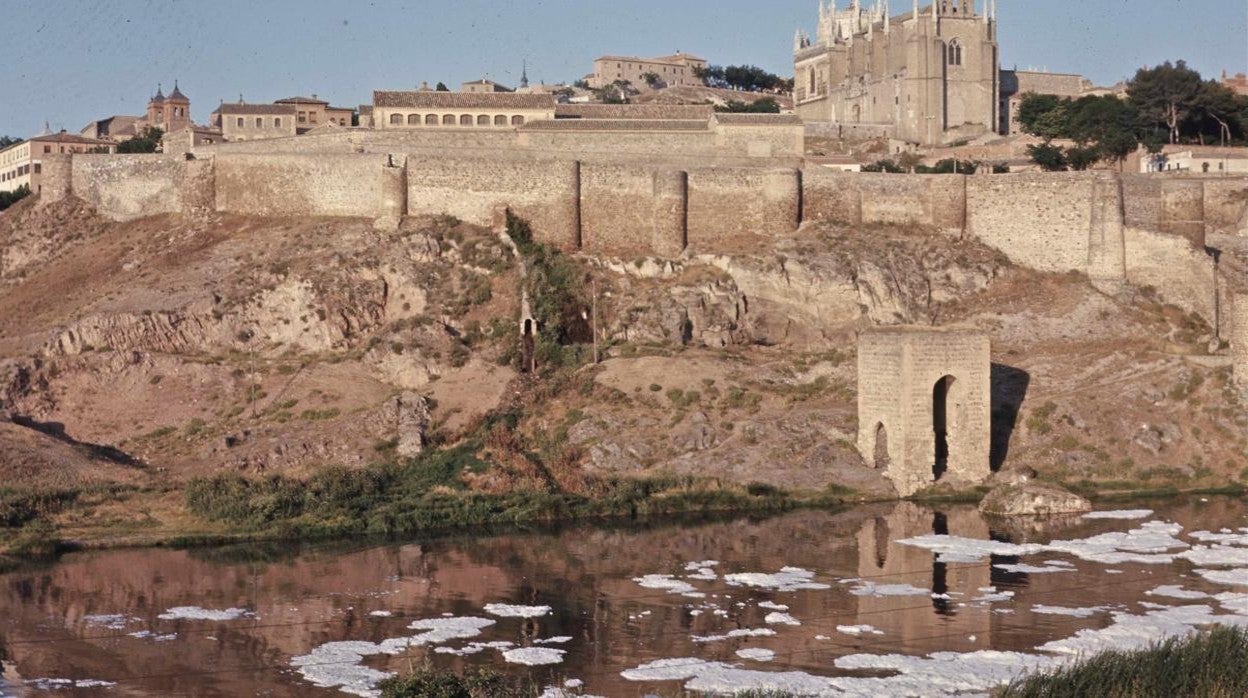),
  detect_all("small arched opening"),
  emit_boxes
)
[426,114,438,125]
[389,113,403,126]
[460,114,473,126]
[442,114,456,126]
[511,115,525,126]
[494,115,507,126]
[407,114,420,125]
[933,375,955,481]
[477,115,490,126]
[872,422,890,470]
